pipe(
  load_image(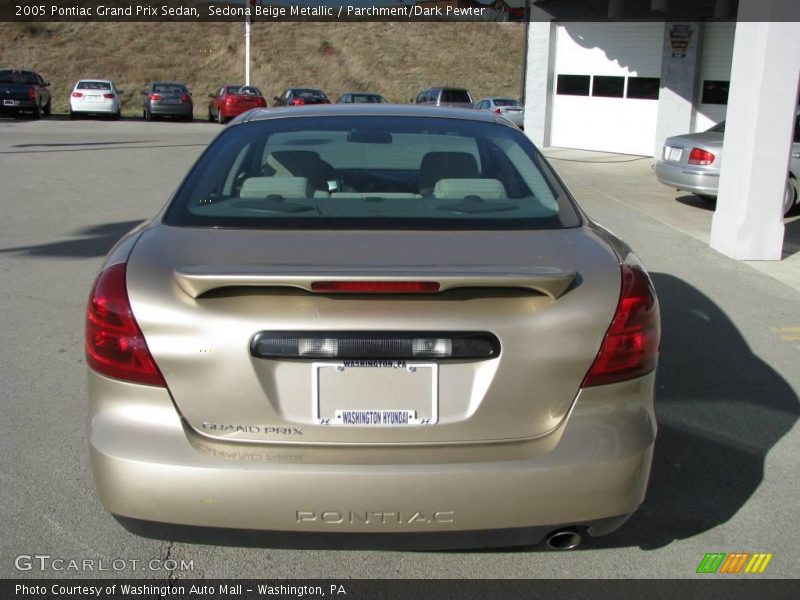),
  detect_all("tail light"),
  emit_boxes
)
[71,92,83,98]
[28,86,37,99]
[292,98,305,105]
[180,94,192,103]
[260,99,268,107]
[688,148,715,165]
[582,262,660,387]
[85,263,166,387]
[103,93,115,99]
[321,99,331,104]
[310,281,441,294]
[494,108,502,114]
[149,93,161,101]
